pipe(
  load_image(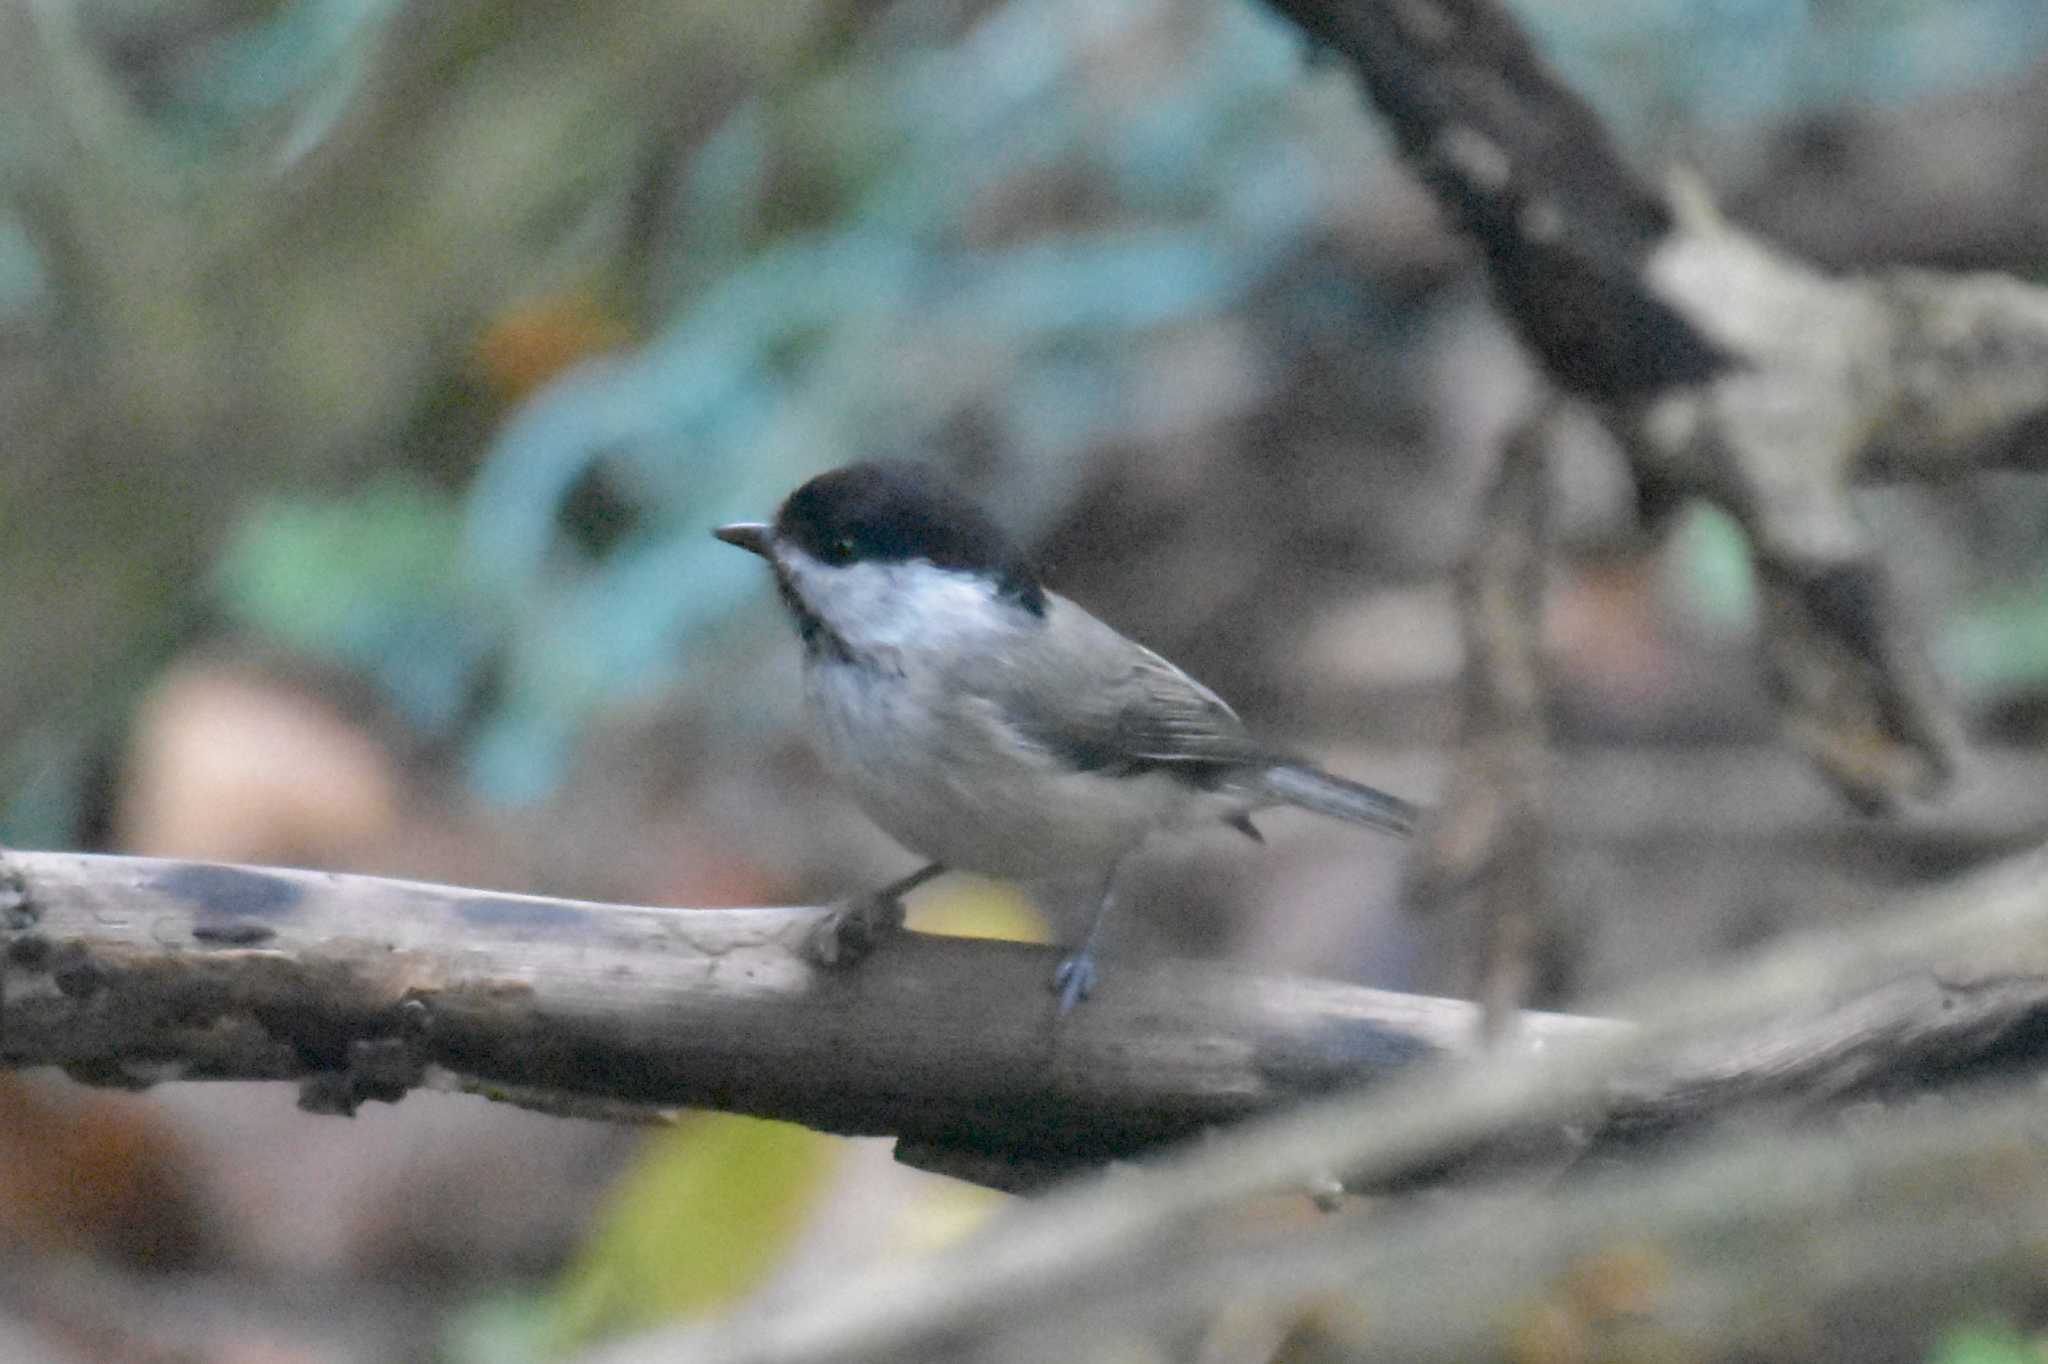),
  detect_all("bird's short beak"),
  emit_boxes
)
[714,522,773,557]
